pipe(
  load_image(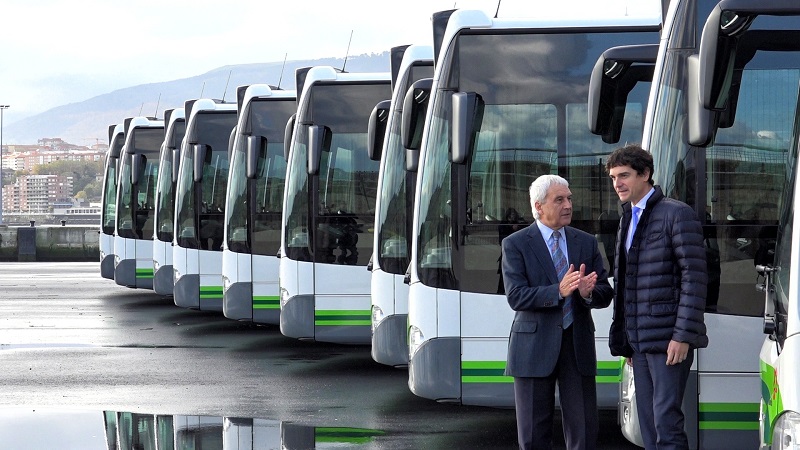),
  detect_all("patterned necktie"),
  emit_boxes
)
[626,206,641,252]
[551,230,572,328]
